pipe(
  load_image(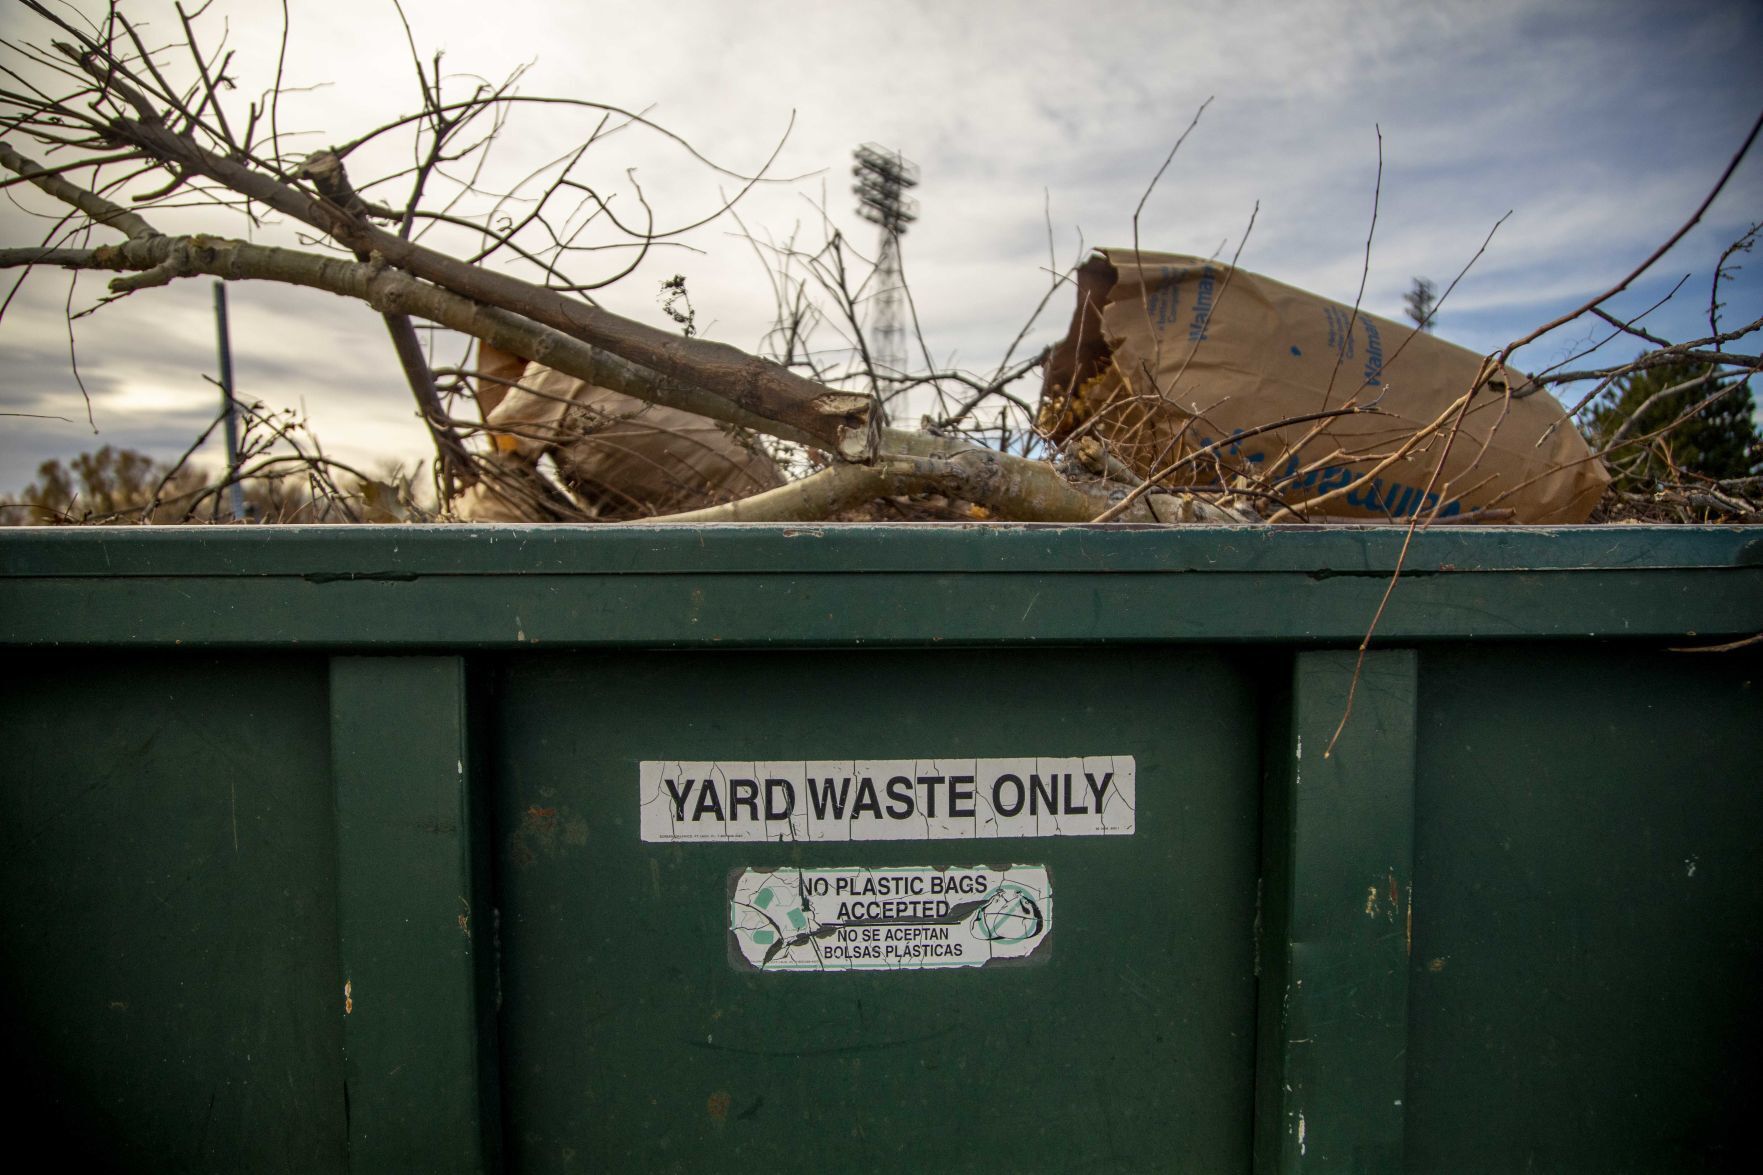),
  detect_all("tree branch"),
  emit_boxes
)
[1496,108,1763,364]
[648,427,1158,524]
[0,140,158,238]
[302,148,474,491]
[80,75,871,448]
[0,233,823,448]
